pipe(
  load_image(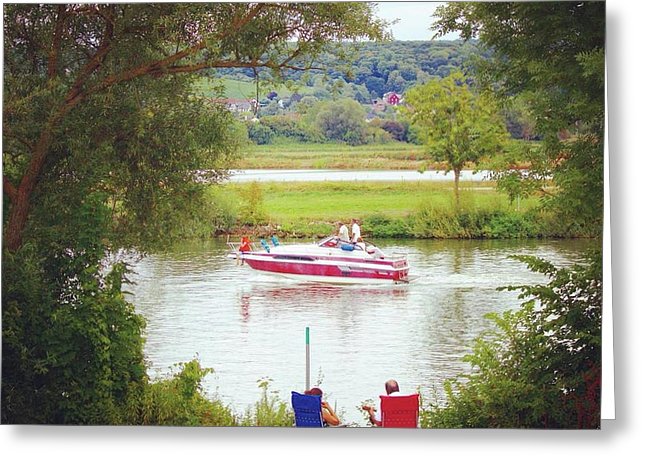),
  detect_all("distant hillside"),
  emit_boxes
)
[208,40,485,101]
